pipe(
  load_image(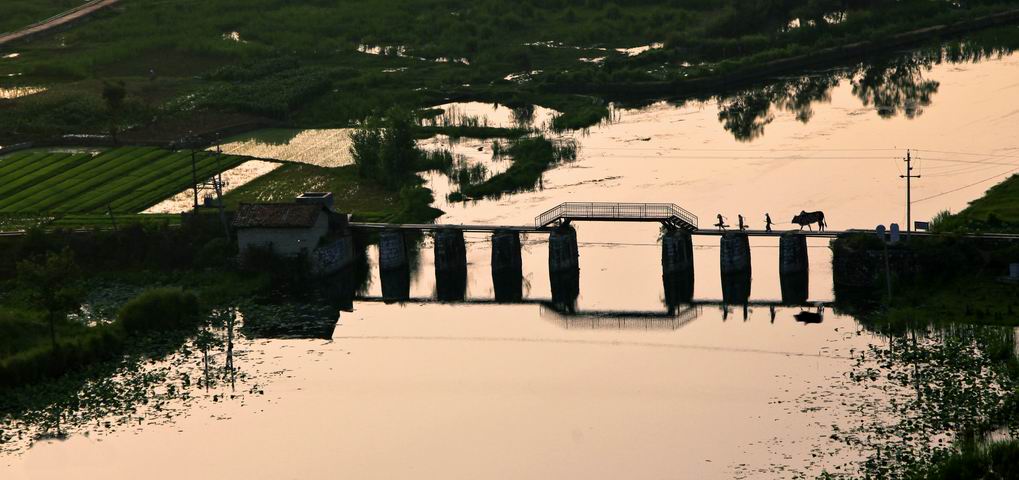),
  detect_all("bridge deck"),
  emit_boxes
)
[536,202,699,230]
[342,223,1019,240]
[350,223,856,237]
